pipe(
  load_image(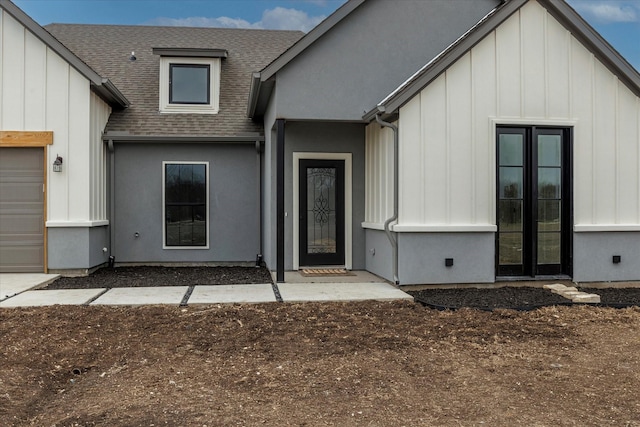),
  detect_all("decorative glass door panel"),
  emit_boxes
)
[299,159,345,266]
[496,127,572,277]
